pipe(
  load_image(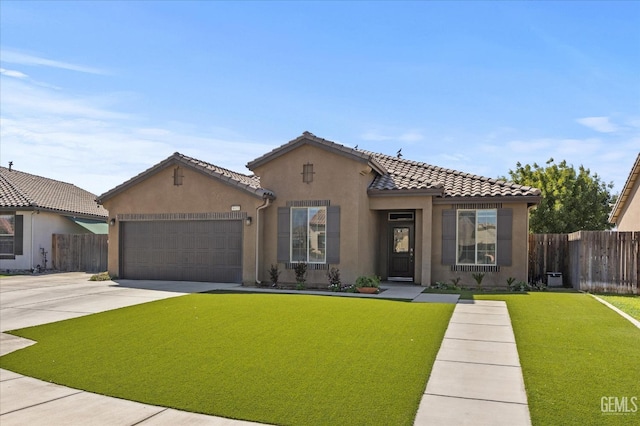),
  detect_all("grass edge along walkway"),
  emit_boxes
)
[474,292,640,426]
[0,294,454,426]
